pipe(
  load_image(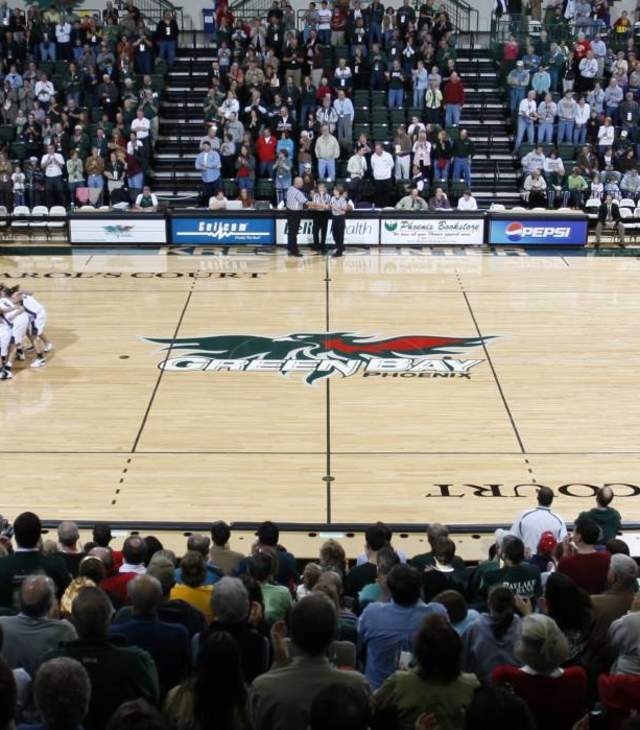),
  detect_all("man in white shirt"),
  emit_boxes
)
[521,145,546,176]
[510,486,567,556]
[514,90,537,152]
[35,74,55,110]
[55,19,72,60]
[40,144,65,207]
[457,190,478,210]
[578,50,597,93]
[346,147,367,204]
[316,0,331,43]
[370,143,394,208]
[131,108,151,154]
[573,96,590,145]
